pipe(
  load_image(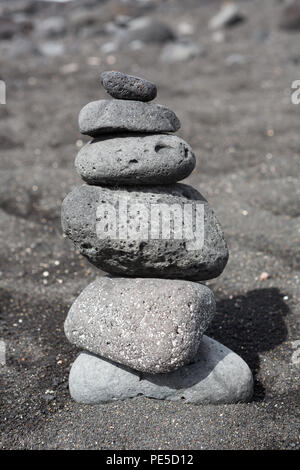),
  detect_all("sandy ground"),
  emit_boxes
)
[0,0,299,449]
